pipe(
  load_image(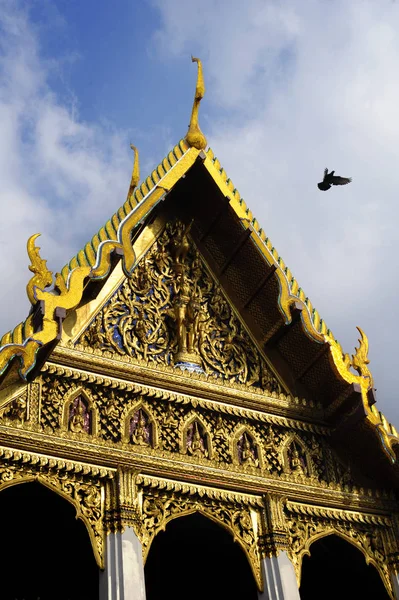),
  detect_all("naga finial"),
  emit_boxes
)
[26,233,53,304]
[351,326,373,389]
[185,56,207,150]
[127,143,140,201]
